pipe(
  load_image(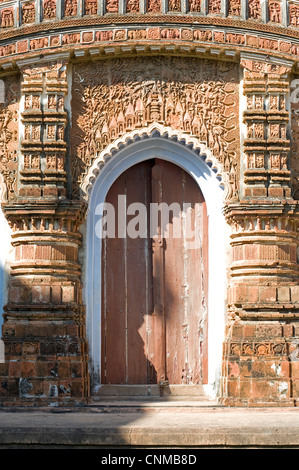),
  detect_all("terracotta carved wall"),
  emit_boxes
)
[0,1,298,406]
[0,60,89,405]
[71,56,240,199]
[220,59,299,406]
